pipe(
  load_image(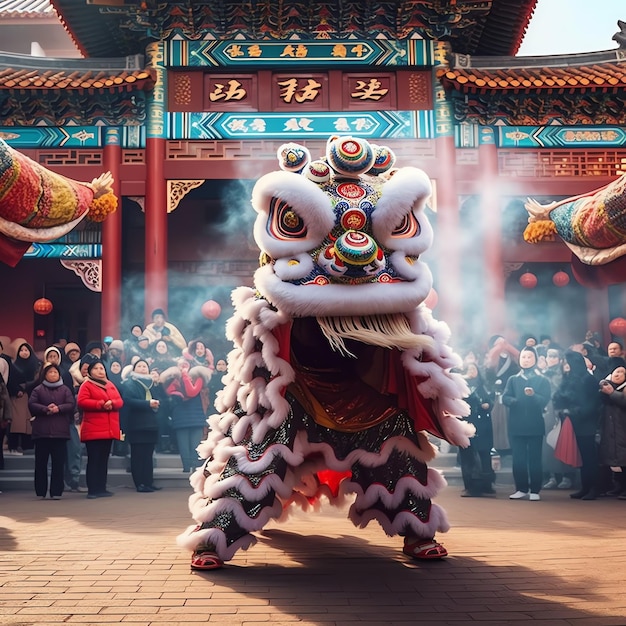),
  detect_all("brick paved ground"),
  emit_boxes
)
[1,484,626,626]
